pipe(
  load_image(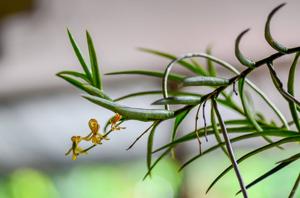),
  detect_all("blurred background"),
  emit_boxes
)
[0,0,299,197]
